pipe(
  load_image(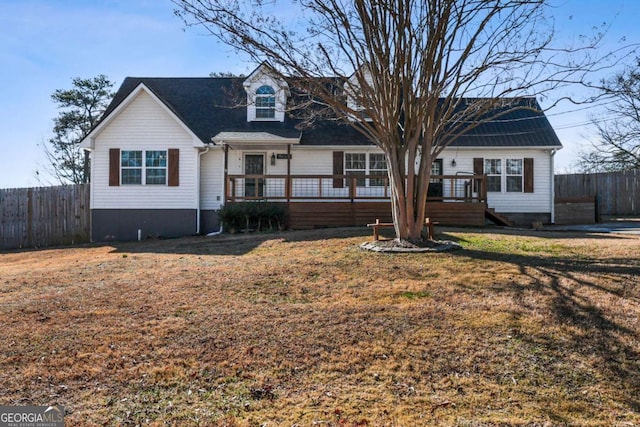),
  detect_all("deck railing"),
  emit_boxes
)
[226,174,487,203]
